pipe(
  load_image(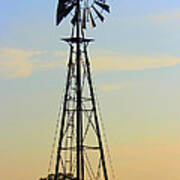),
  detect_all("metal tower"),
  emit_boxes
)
[46,0,111,179]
